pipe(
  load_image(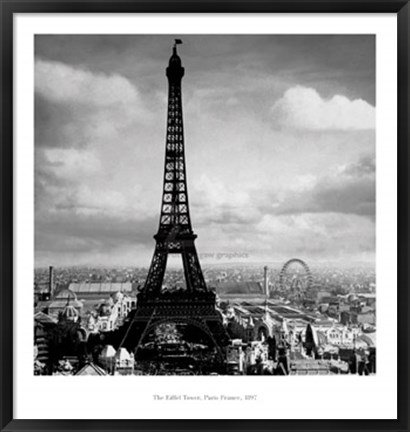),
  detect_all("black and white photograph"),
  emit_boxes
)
[34,34,376,377]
